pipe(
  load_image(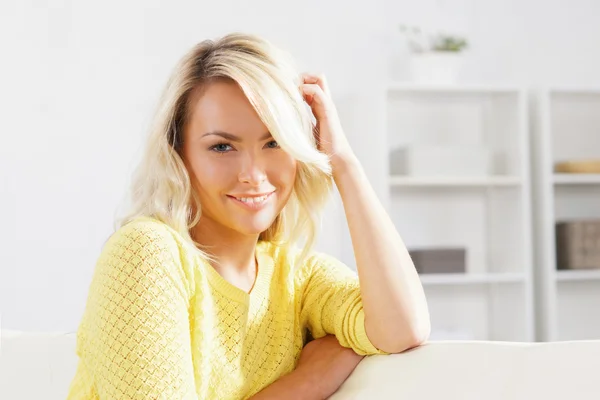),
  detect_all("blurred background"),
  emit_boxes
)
[1,0,599,343]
